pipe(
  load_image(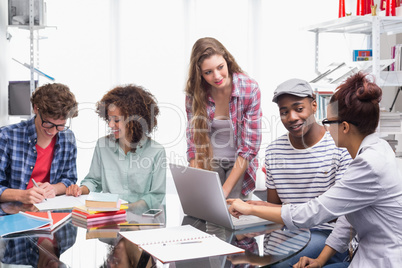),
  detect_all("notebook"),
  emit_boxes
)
[169,163,273,230]
[120,225,244,263]
[0,212,52,237]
